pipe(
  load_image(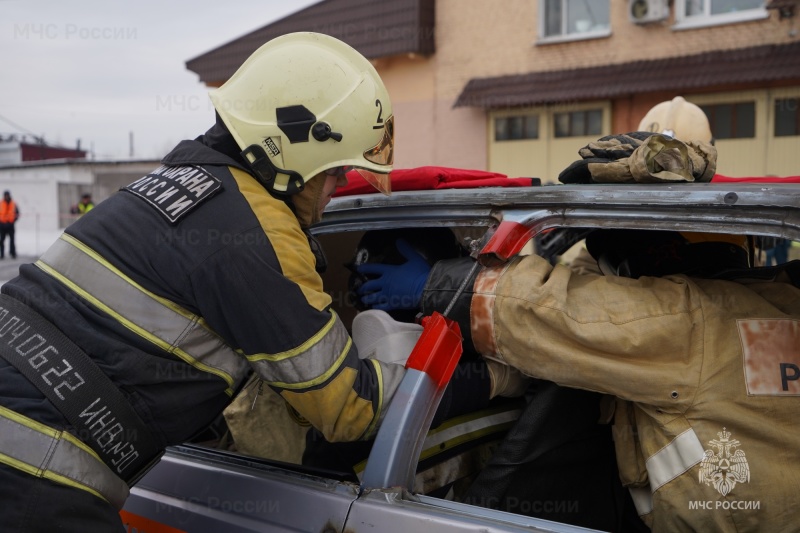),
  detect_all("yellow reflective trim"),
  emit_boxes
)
[0,407,111,503]
[417,421,515,463]
[353,410,518,475]
[0,404,58,438]
[0,451,40,477]
[363,358,384,439]
[0,405,102,461]
[42,470,107,503]
[60,431,103,461]
[265,335,352,390]
[35,258,235,396]
[246,312,337,363]
[60,234,200,321]
[0,452,108,504]
[60,234,214,327]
